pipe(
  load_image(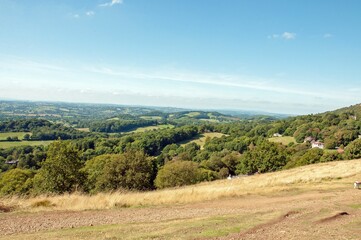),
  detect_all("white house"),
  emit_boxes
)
[311,141,324,149]
[273,133,282,137]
